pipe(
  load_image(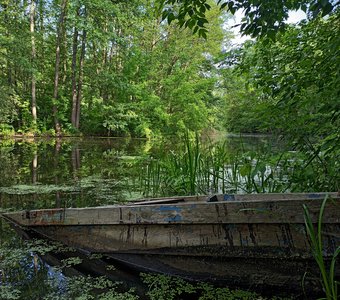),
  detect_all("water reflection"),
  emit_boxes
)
[0,138,156,211]
[0,136,283,299]
[1,136,278,210]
